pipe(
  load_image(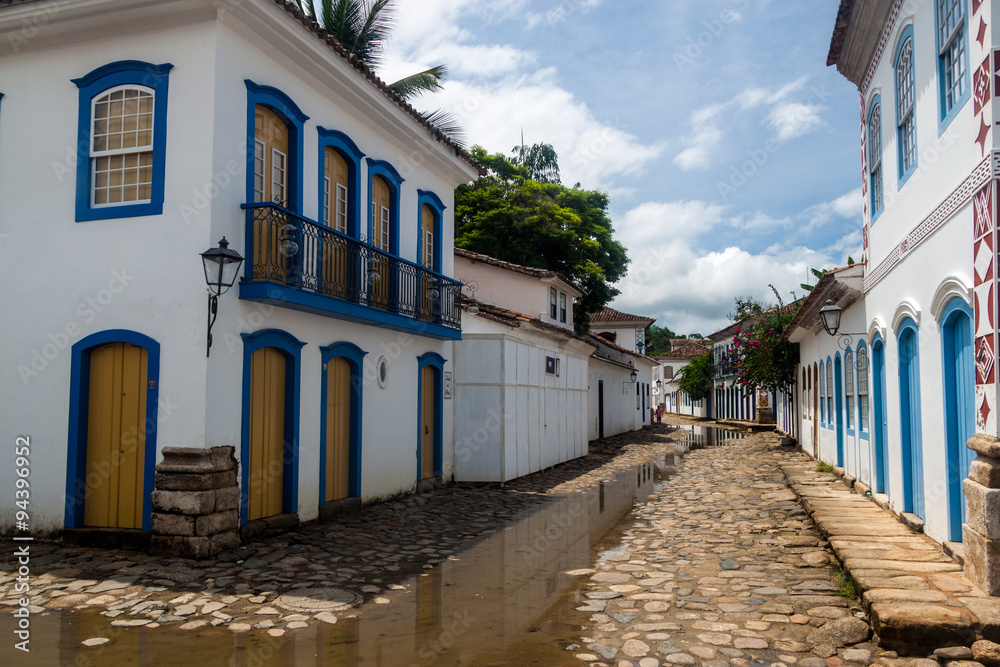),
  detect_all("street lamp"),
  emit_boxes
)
[201,237,244,357]
[656,379,662,390]
[818,299,842,336]
[629,368,638,384]
[817,299,867,371]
